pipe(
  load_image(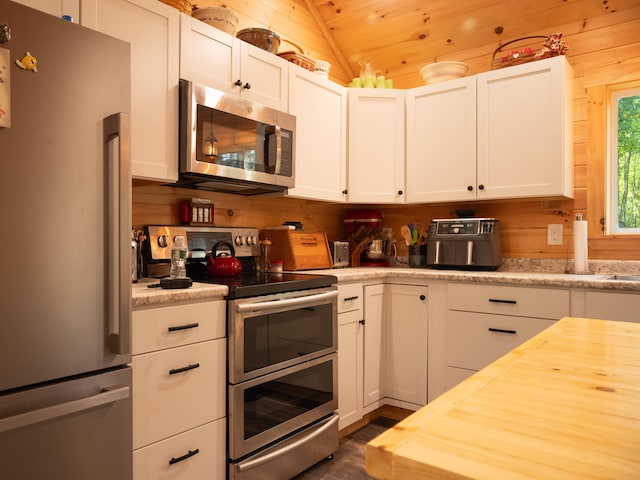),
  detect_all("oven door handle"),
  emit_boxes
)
[236,414,339,473]
[235,290,338,313]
